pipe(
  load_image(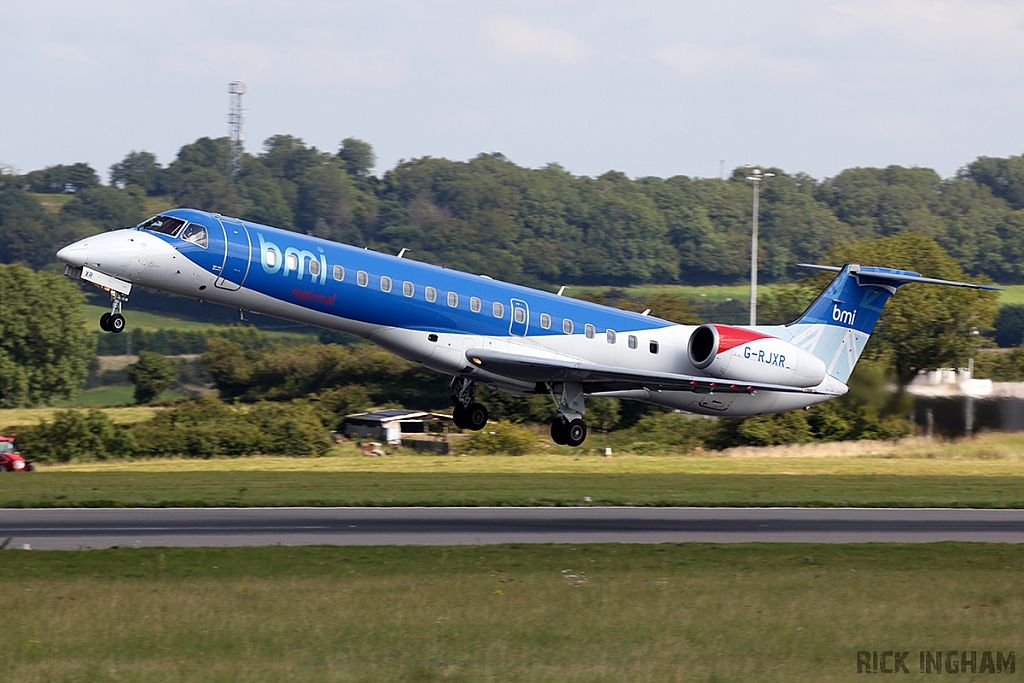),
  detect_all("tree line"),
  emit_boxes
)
[3,136,1024,287]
